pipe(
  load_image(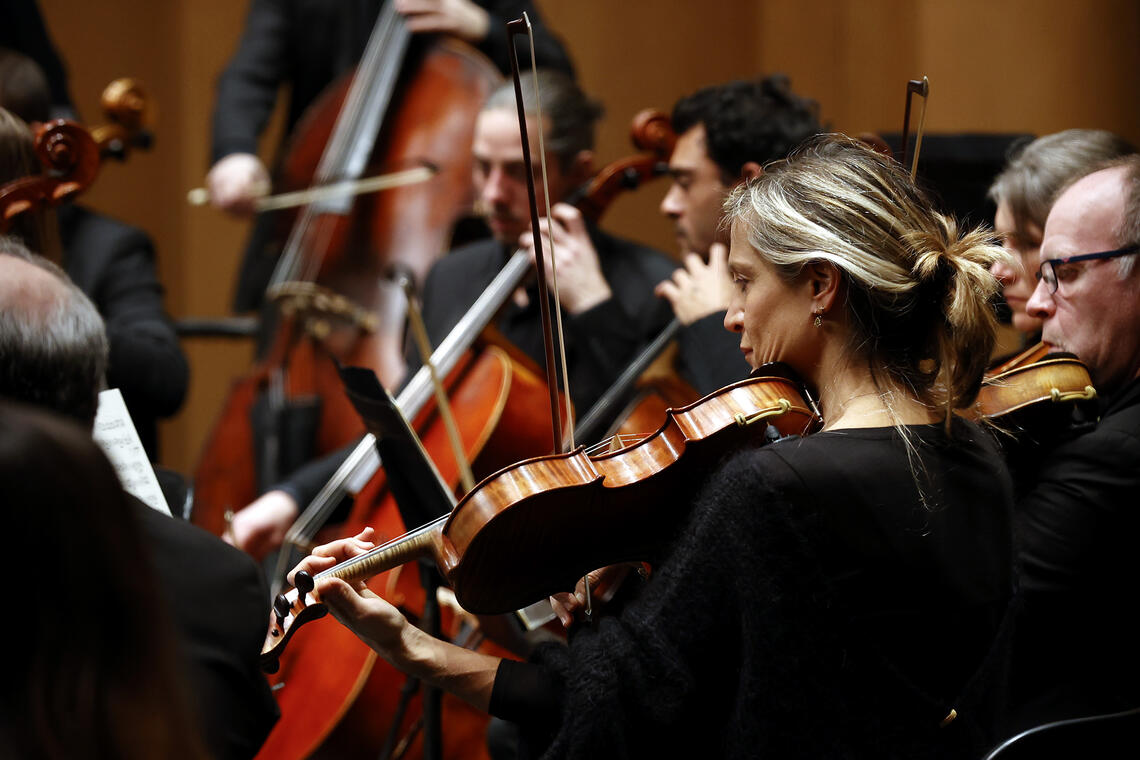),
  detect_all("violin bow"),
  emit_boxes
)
[507,13,599,619]
[899,76,930,180]
[505,13,572,455]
